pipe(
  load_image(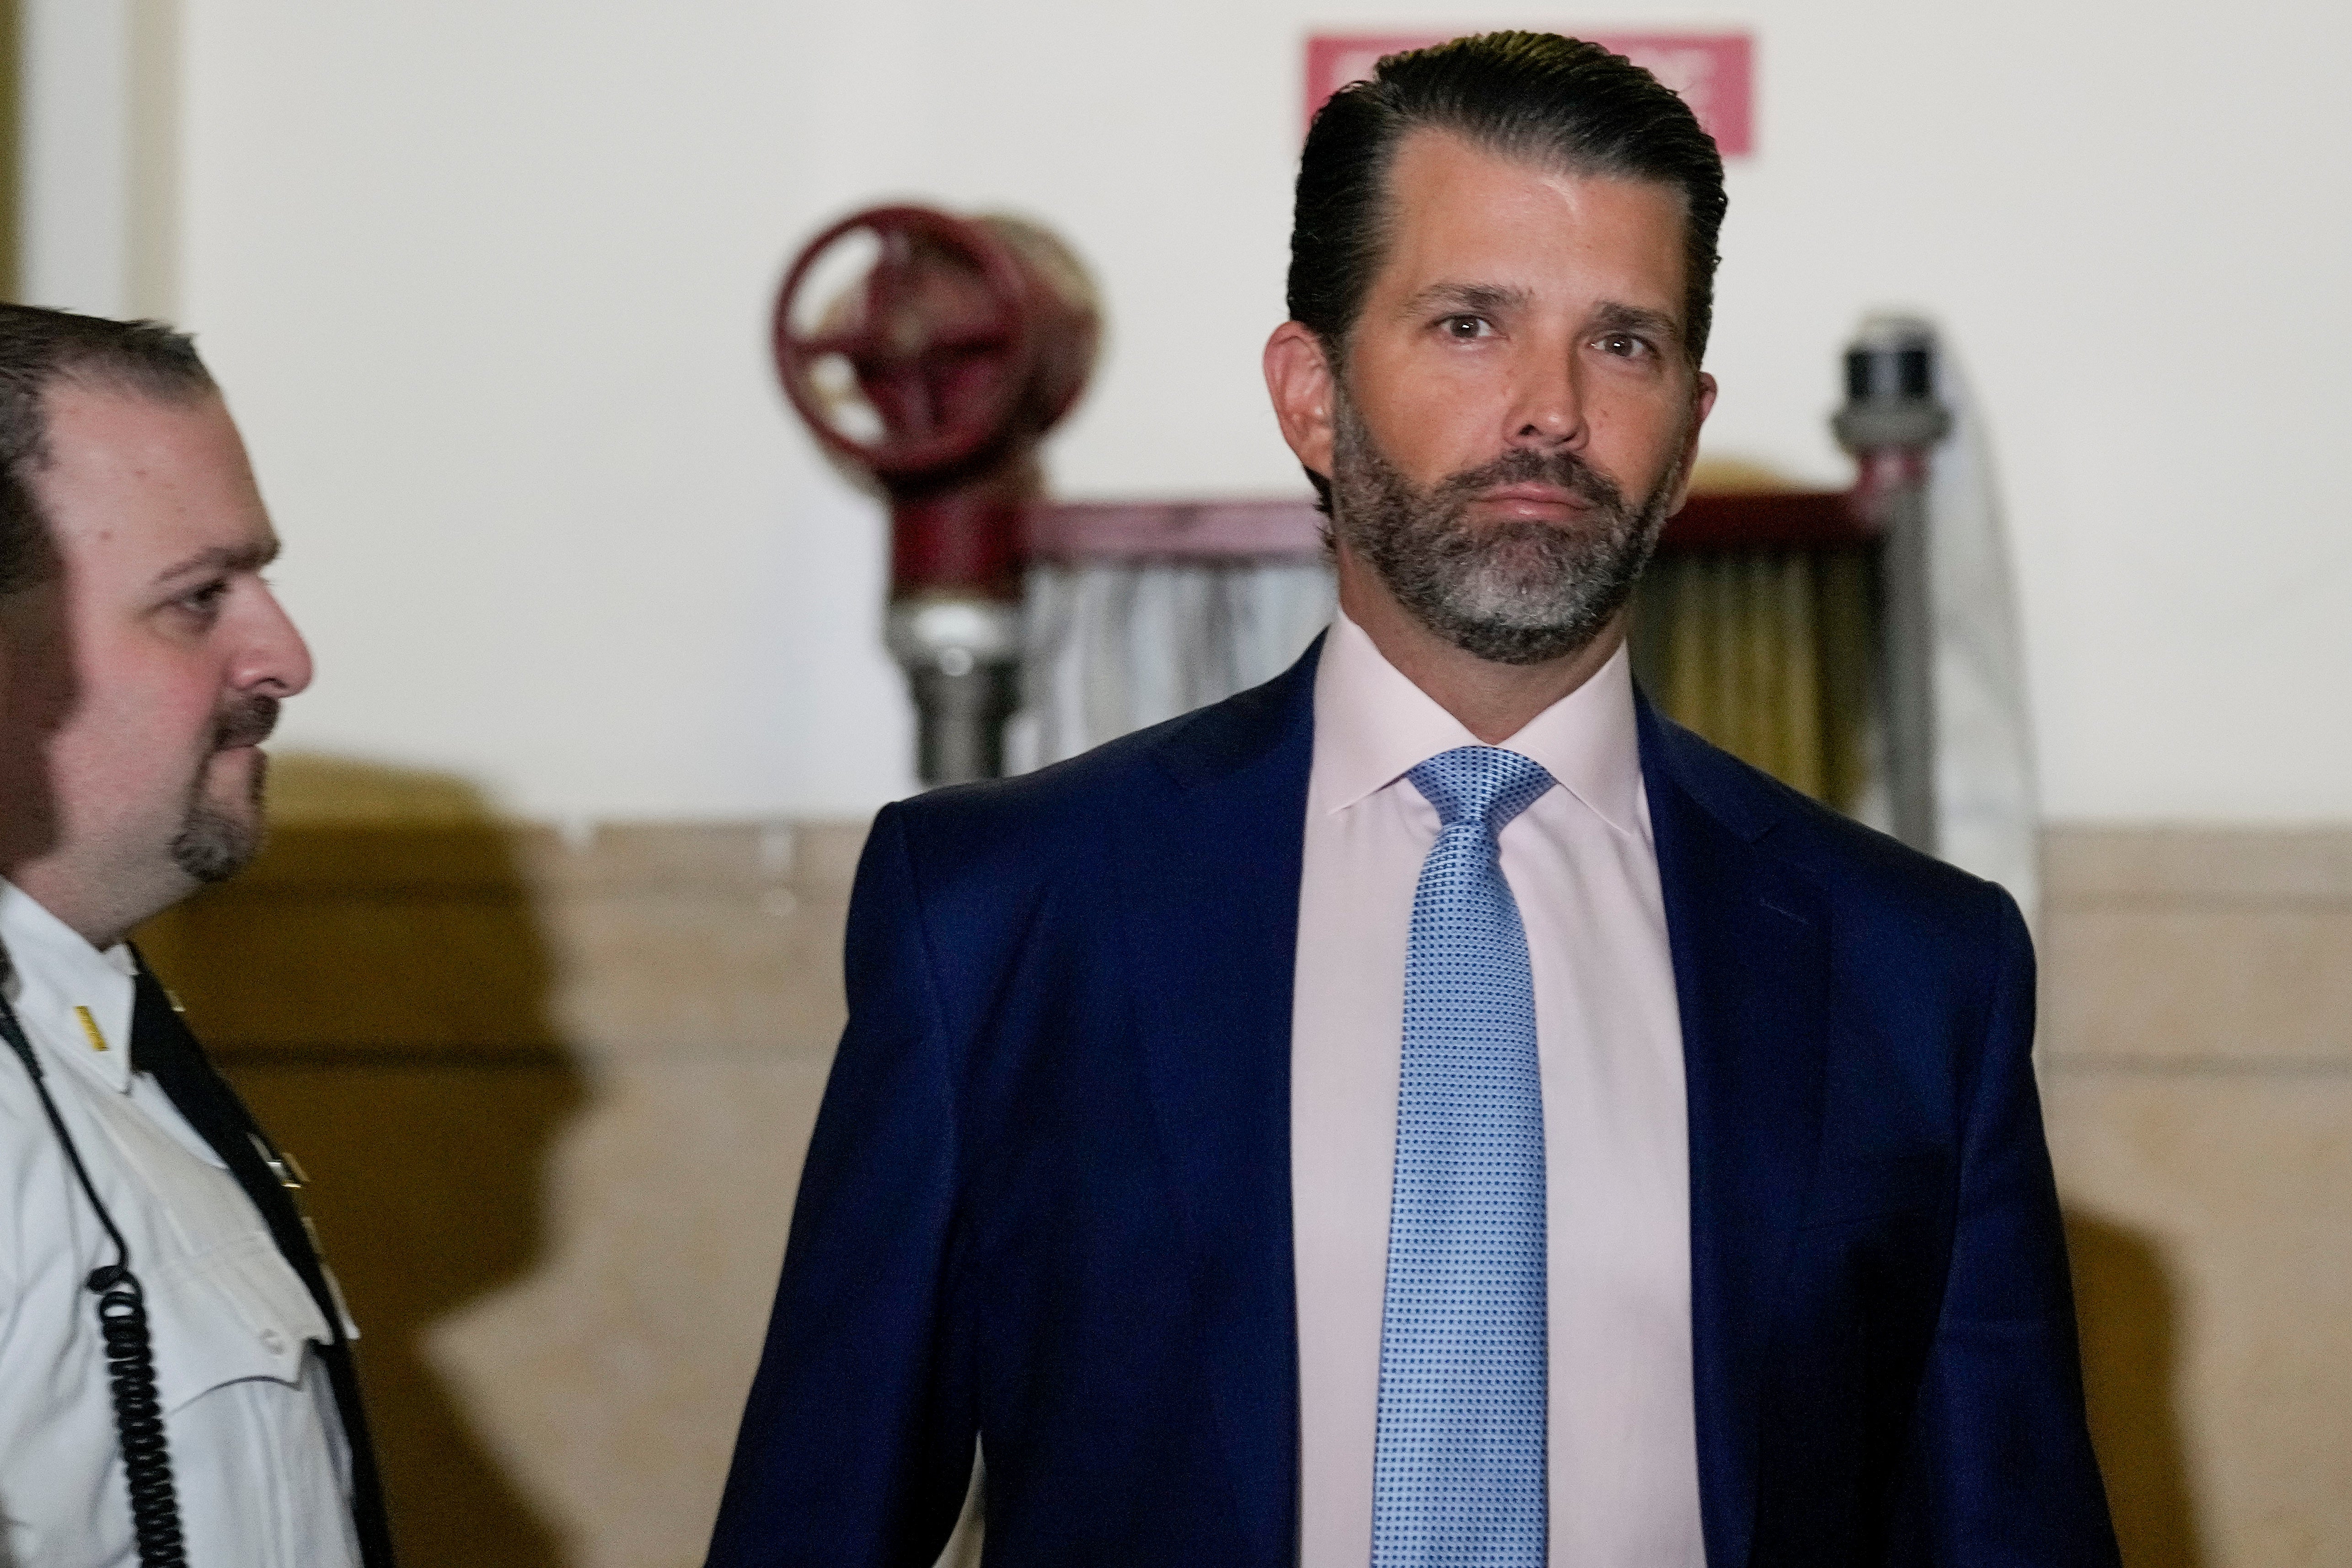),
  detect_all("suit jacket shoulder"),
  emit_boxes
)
[1639,695,2023,960]
[881,644,1320,910]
